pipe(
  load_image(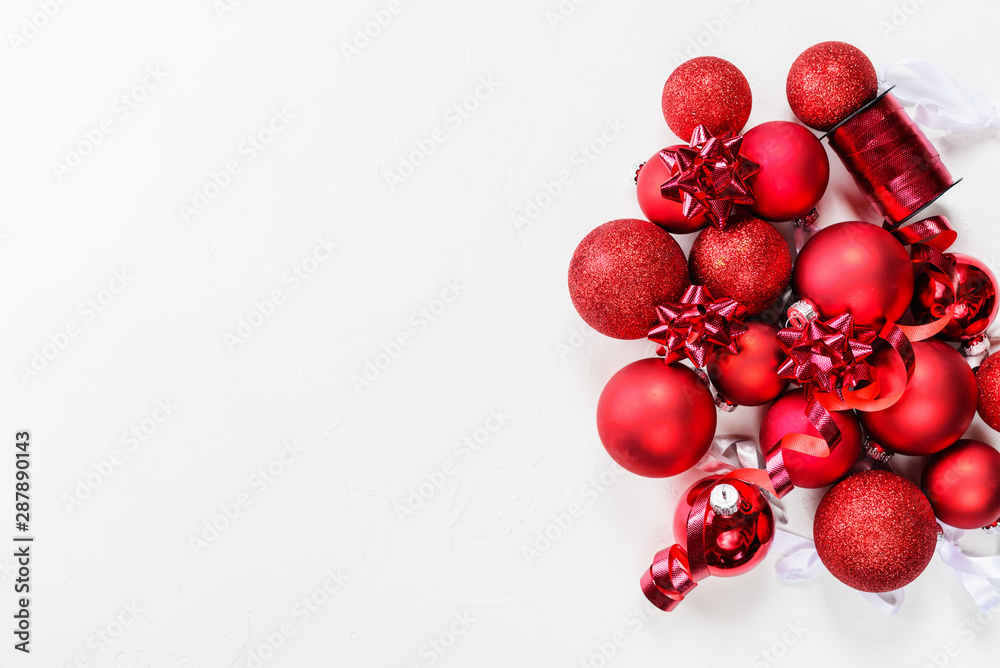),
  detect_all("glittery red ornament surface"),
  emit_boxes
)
[976,353,1000,432]
[569,219,689,339]
[786,41,878,131]
[662,57,752,140]
[814,471,938,593]
[689,216,791,315]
